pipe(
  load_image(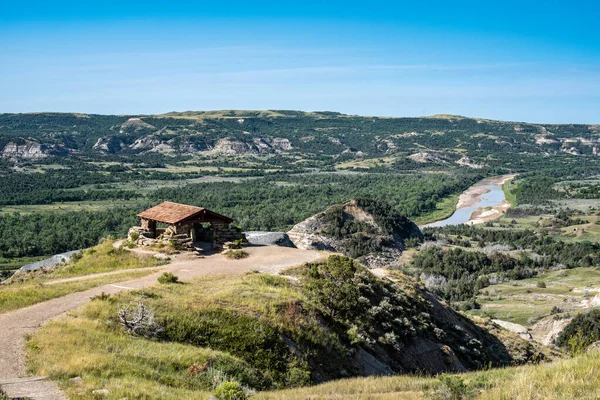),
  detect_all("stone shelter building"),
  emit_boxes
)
[130,201,245,249]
